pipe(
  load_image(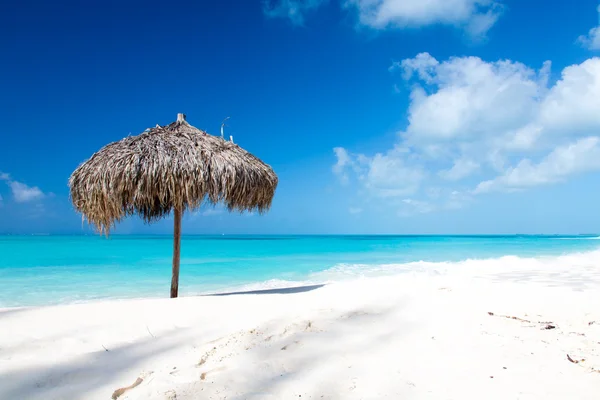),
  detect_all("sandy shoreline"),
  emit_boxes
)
[1,261,600,399]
